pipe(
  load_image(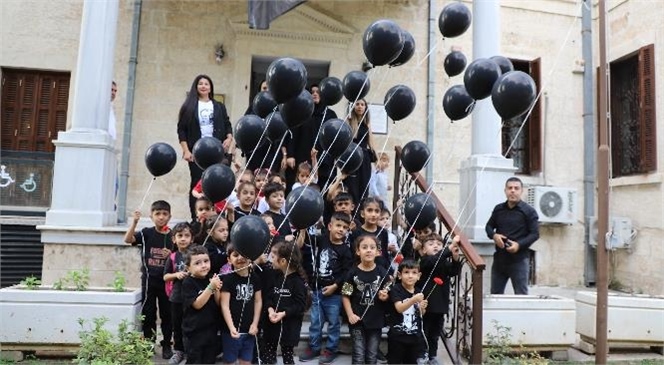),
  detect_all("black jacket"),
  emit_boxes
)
[177,100,233,152]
